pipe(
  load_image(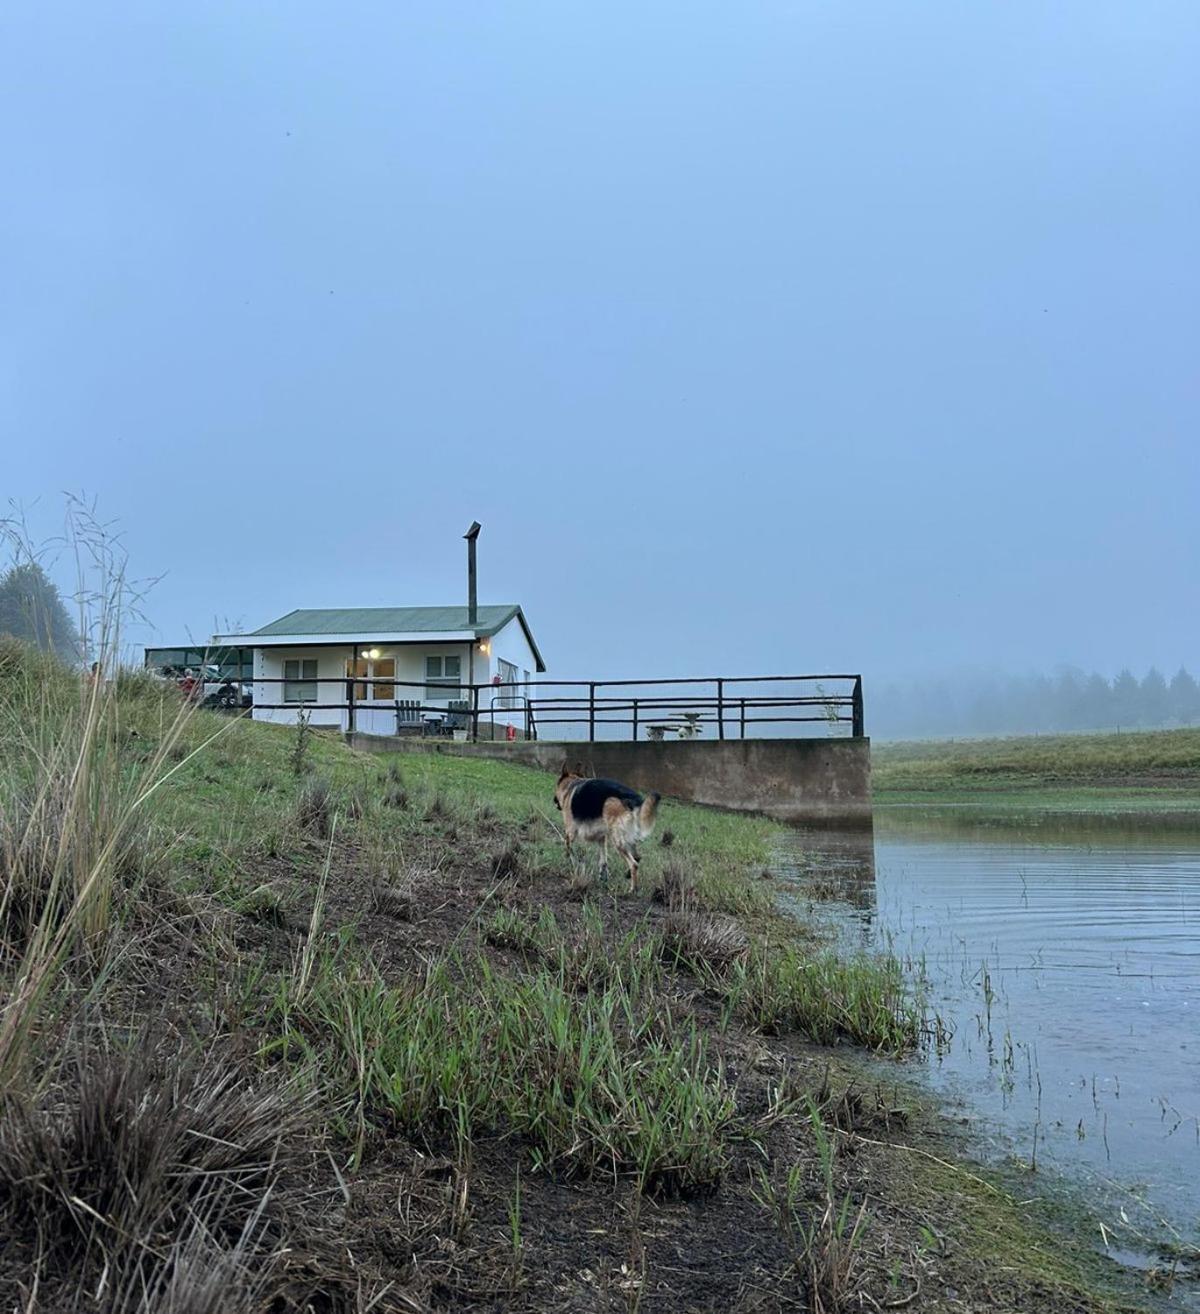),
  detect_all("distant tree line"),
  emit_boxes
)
[872,666,1200,740]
